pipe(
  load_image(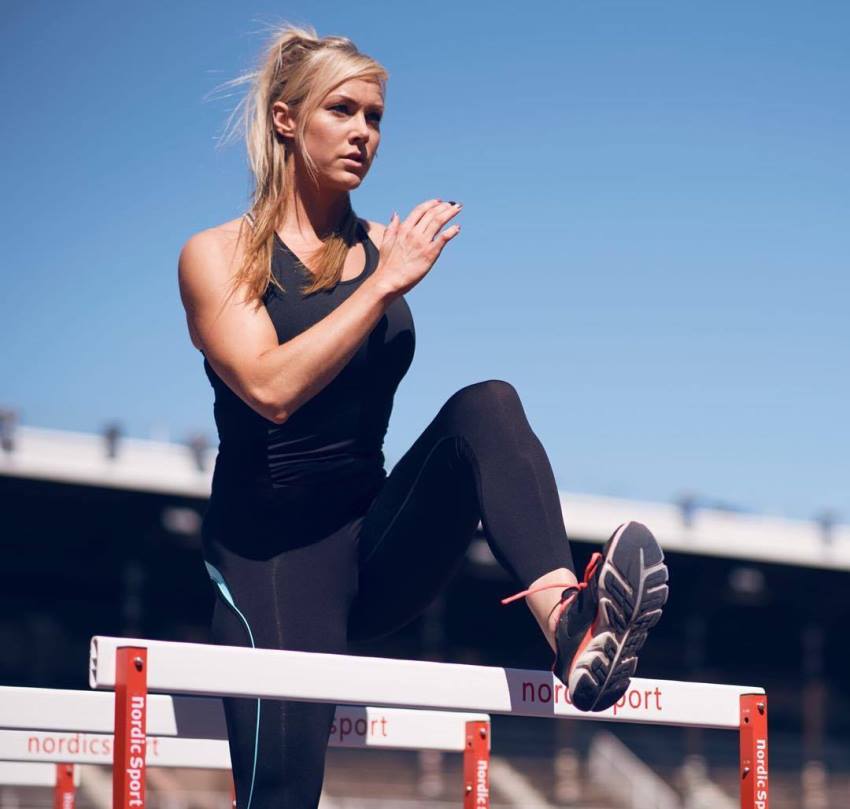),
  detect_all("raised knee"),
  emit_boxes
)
[475,379,521,408]
[444,379,524,421]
